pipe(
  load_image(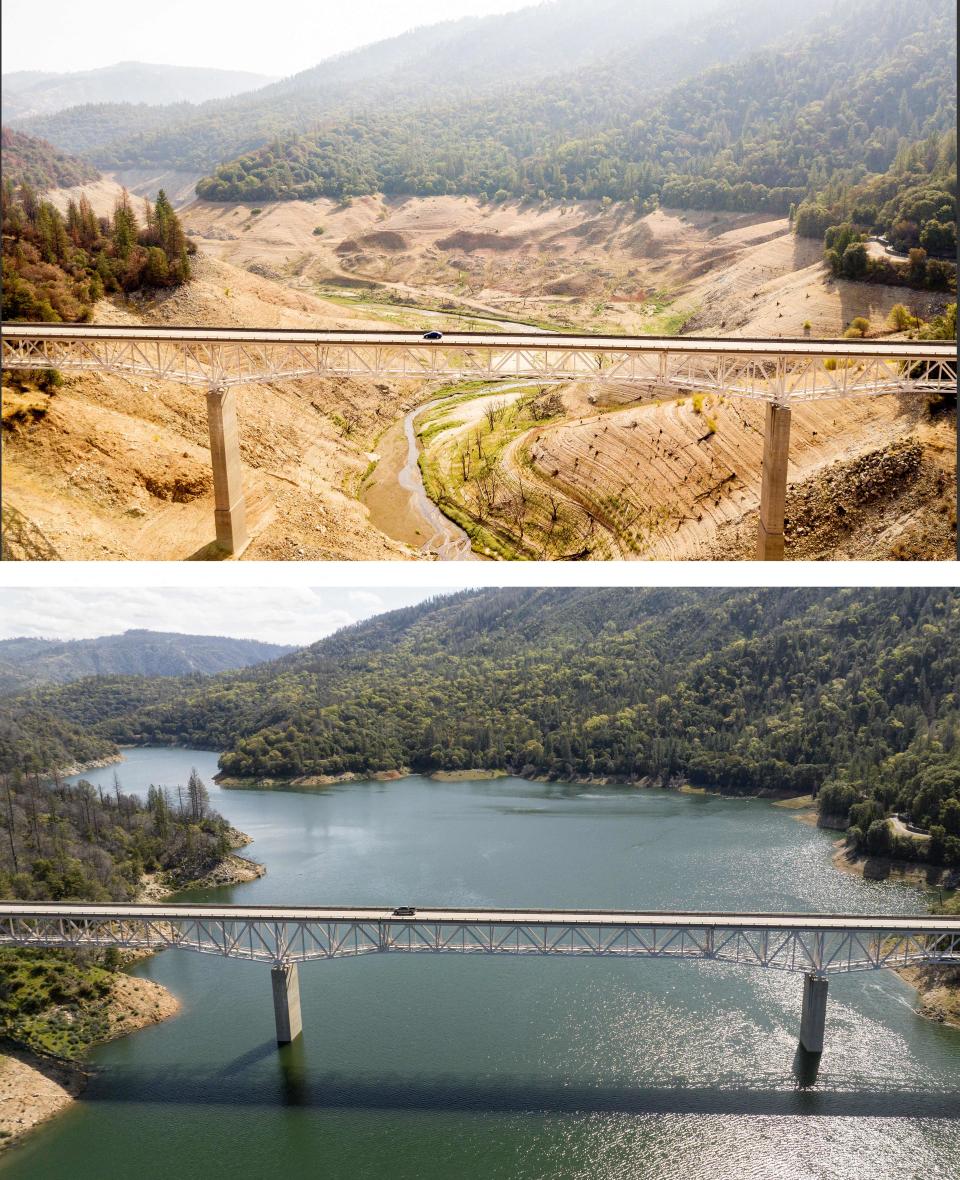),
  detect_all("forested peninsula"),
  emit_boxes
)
[4,589,957,868]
